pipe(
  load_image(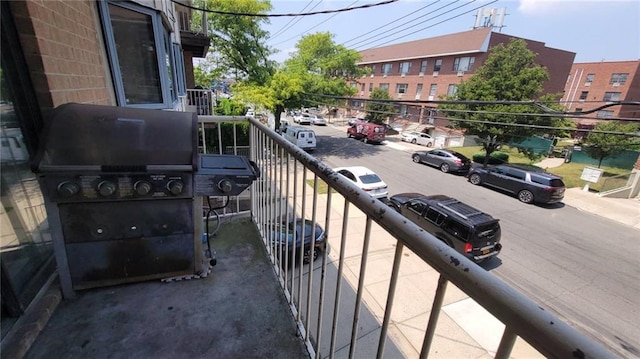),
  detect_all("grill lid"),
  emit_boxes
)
[34,103,197,171]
